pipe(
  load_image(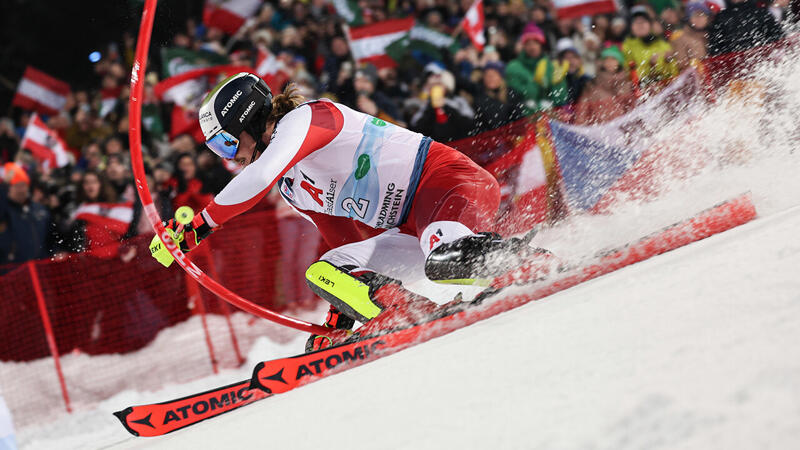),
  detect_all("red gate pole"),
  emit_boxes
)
[186,270,219,374]
[27,261,72,413]
[202,246,245,366]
